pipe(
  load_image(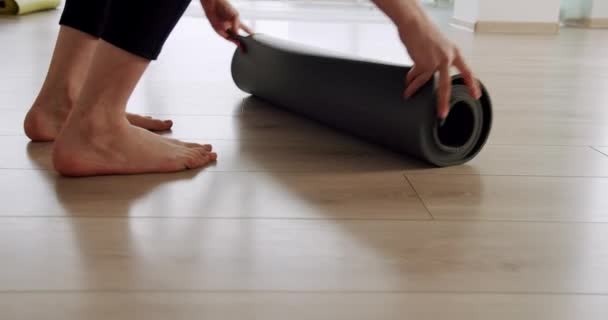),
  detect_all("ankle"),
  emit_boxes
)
[64,107,129,137]
[54,109,129,172]
[32,87,76,113]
